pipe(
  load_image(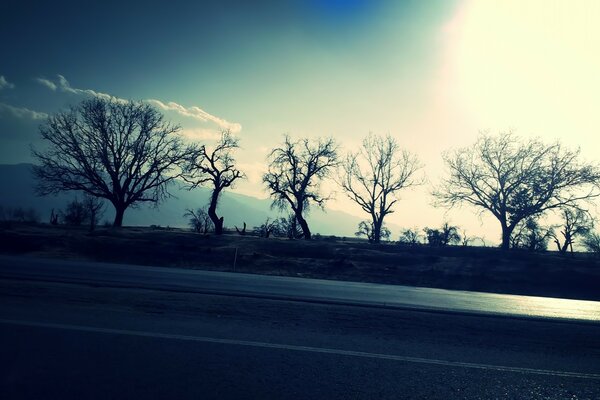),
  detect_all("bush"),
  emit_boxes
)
[424,223,460,247]
[398,228,421,245]
[61,198,88,226]
[184,207,212,234]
